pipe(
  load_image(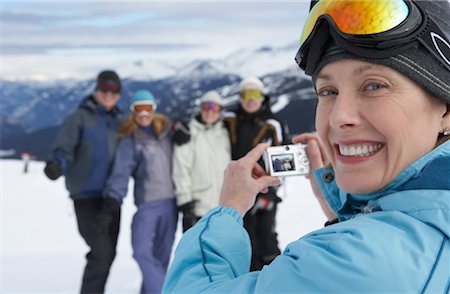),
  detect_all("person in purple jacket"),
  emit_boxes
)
[104,90,177,294]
